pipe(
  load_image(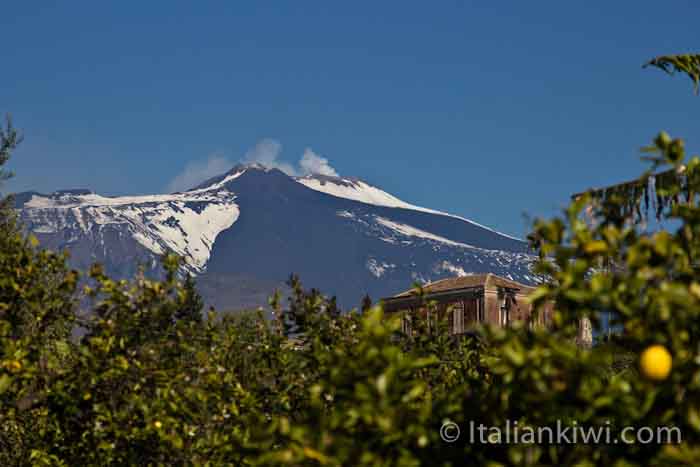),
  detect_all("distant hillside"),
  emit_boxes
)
[16,164,539,309]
